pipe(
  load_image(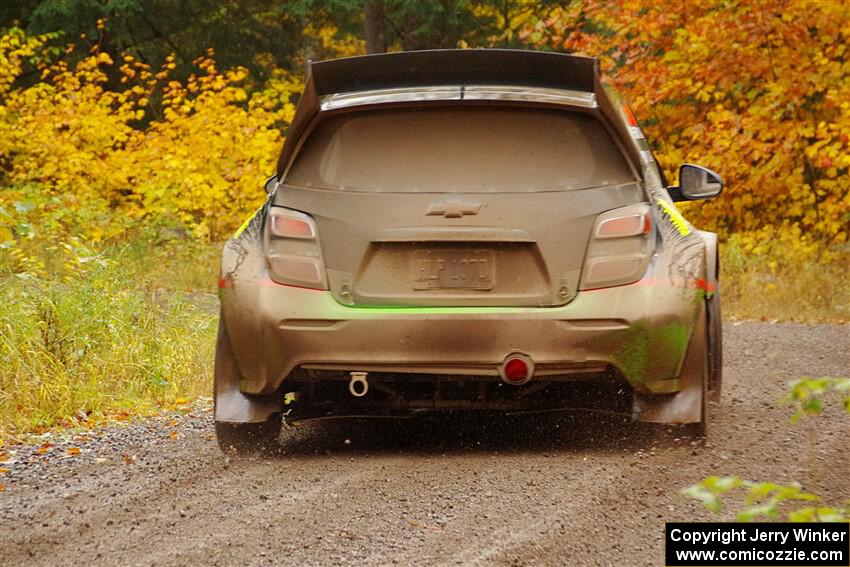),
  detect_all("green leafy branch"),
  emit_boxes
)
[682,376,850,522]
[782,376,850,423]
[681,475,847,522]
